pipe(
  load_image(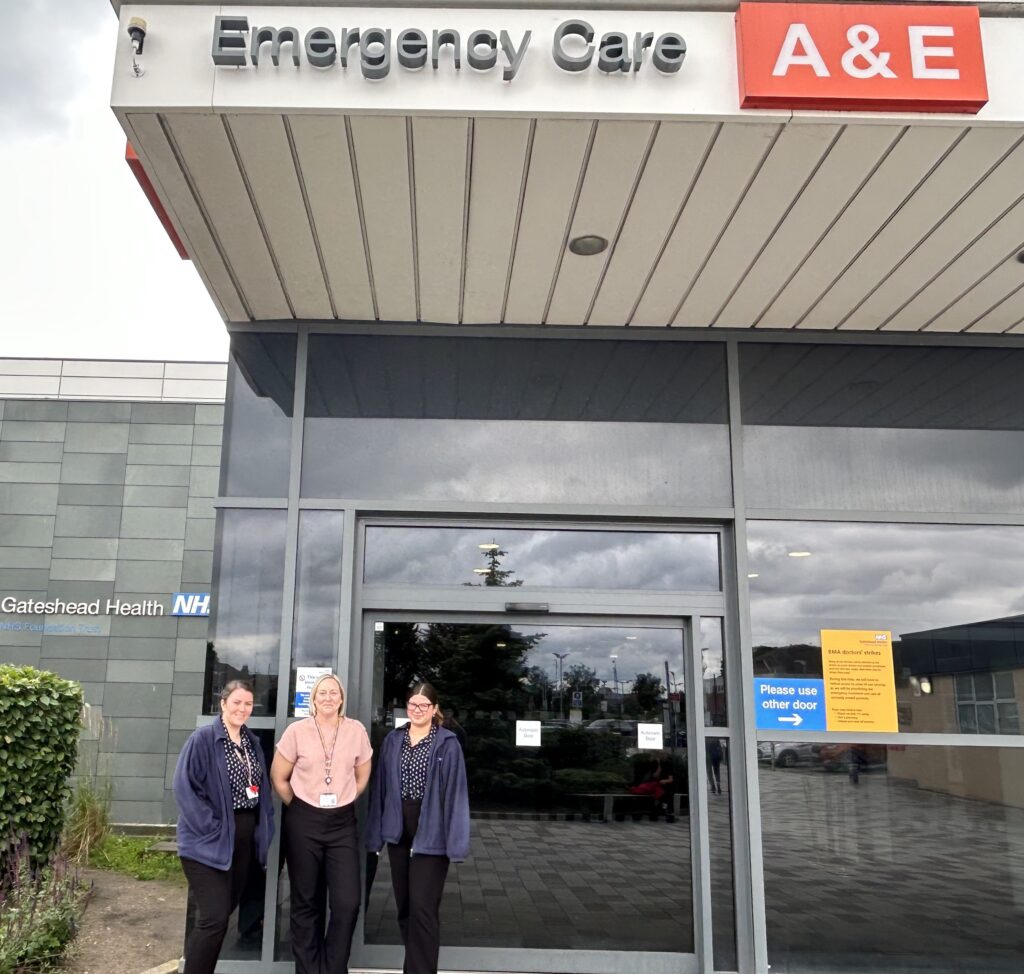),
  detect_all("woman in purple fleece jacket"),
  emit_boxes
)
[365,682,470,974]
[173,680,275,974]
